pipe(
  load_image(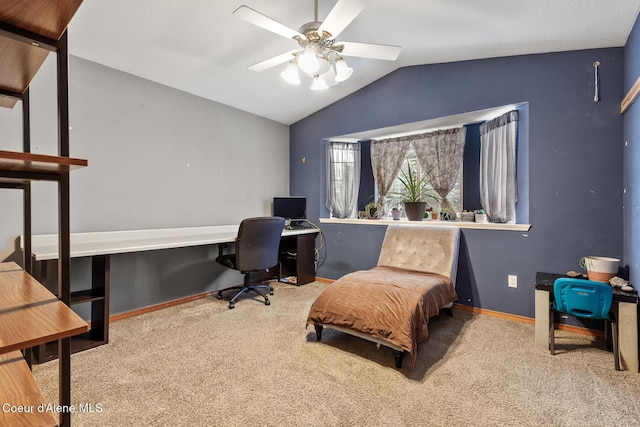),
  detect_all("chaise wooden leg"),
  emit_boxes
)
[443,308,453,317]
[314,324,323,341]
[393,350,405,368]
